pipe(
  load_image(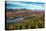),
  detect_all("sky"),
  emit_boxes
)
[6,1,45,10]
